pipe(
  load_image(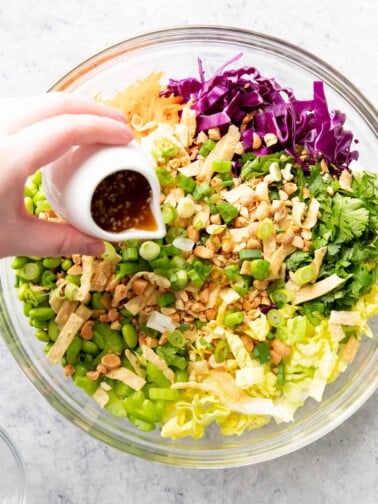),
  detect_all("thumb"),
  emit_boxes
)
[9,218,105,258]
